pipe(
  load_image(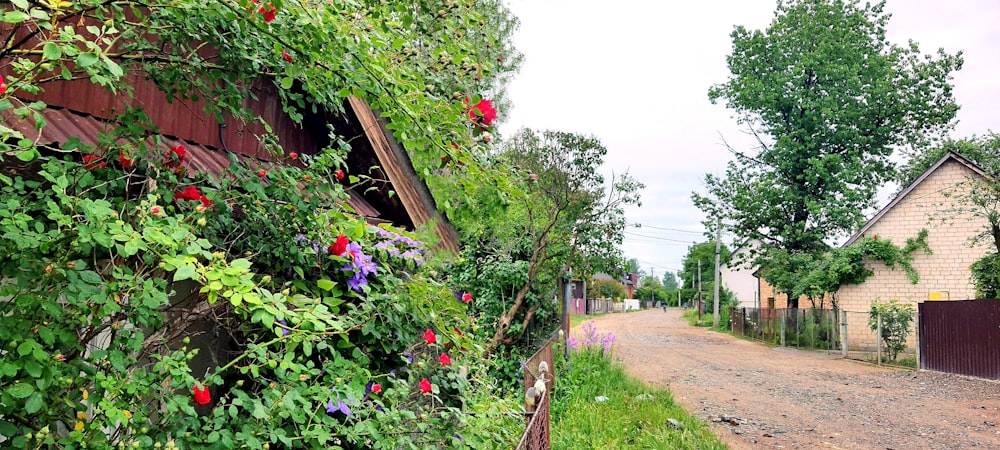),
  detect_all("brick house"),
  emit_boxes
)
[836,151,990,351]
